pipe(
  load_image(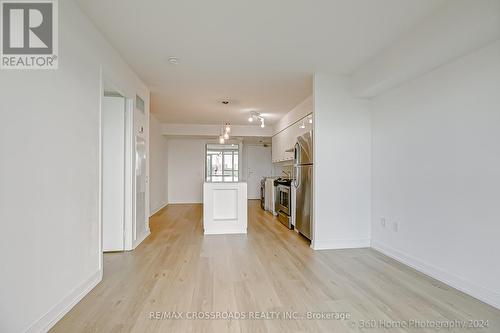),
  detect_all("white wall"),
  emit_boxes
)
[371,40,500,309]
[167,138,206,204]
[313,74,371,250]
[163,123,273,137]
[149,114,169,215]
[167,137,256,204]
[350,0,500,97]
[0,1,149,332]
